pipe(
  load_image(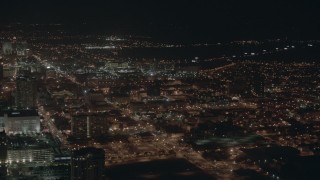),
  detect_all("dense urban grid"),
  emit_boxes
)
[0,23,320,179]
